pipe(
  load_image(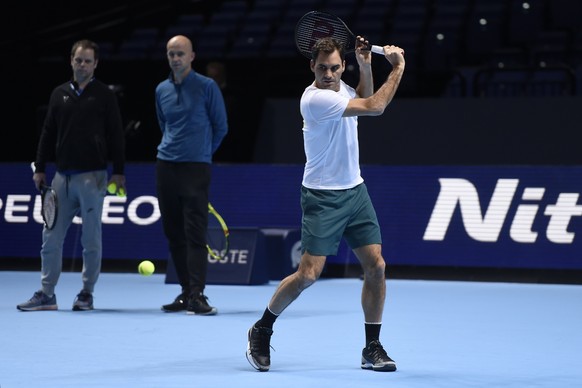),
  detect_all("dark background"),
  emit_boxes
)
[1,0,581,165]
